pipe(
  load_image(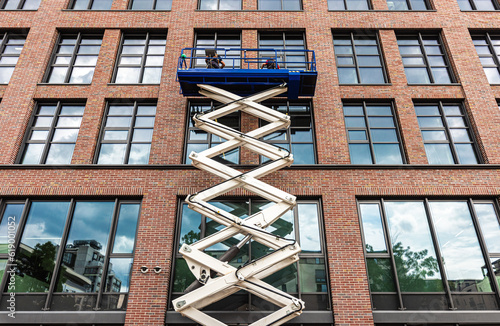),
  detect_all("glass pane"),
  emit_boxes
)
[328,0,346,9]
[446,116,466,127]
[109,105,133,116]
[291,143,315,164]
[104,130,128,140]
[155,0,172,9]
[373,144,403,164]
[450,129,471,142]
[368,117,395,127]
[455,143,478,164]
[484,68,500,84]
[60,106,85,115]
[457,0,473,10]
[179,204,201,249]
[185,143,209,164]
[417,116,443,128]
[57,117,82,127]
[106,117,132,127]
[442,105,461,115]
[137,105,156,115]
[346,0,369,9]
[199,0,217,10]
[132,129,153,142]
[385,201,444,292]
[425,144,454,164]
[297,203,321,252]
[52,129,79,142]
[113,204,140,253]
[299,258,327,292]
[92,0,113,9]
[142,67,162,83]
[431,67,452,84]
[0,204,25,254]
[348,130,367,140]
[48,67,69,83]
[263,263,298,293]
[120,56,142,65]
[415,105,439,116]
[22,144,45,164]
[30,130,49,140]
[366,258,397,292]
[105,258,133,292]
[45,144,75,164]
[430,202,492,292]
[349,143,372,164]
[128,144,151,164]
[345,117,366,127]
[145,56,164,66]
[402,56,425,65]
[405,67,431,84]
[474,203,500,253]
[359,67,385,84]
[98,144,127,164]
[475,0,496,10]
[422,130,447,141]
[371,129,398,142]
[115,67,140,83]
[135,117,155,127]
[172,258,196,292]
[0,67,14,84]
[74,56,98,66]
[15,202,70,292]
[410,0,427,9]
[338,67,358,84]
[359,203,387,253]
